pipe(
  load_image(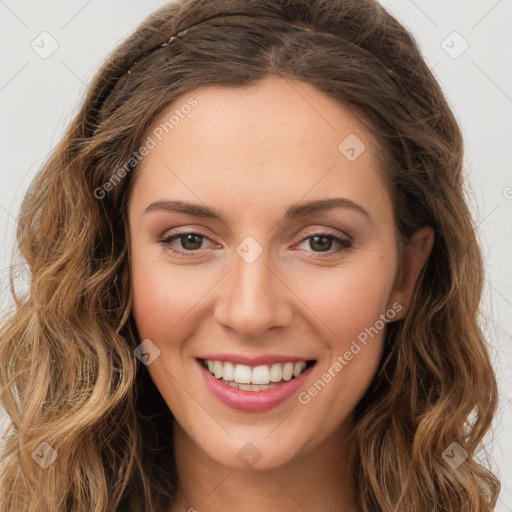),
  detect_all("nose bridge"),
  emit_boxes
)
[214,239,292,338]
